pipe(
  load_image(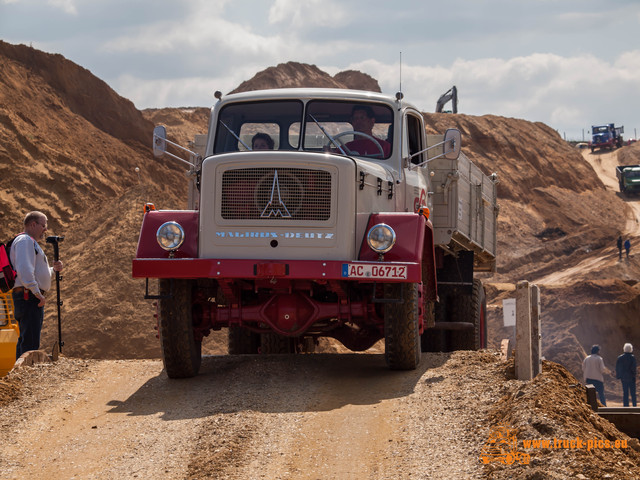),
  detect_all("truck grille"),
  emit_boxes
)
[221,168,332,220]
